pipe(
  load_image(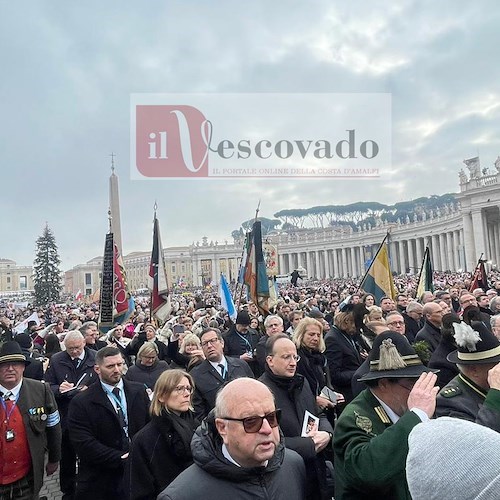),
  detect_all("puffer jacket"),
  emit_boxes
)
[157,412,306,500]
